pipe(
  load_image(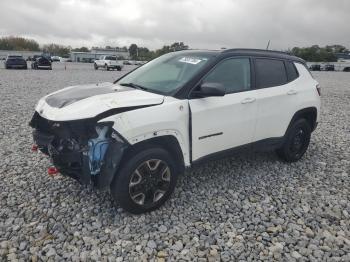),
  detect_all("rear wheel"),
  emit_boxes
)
[105,64,110,71]
[117,66,122,71]
[276,118,311,162]
[94,63,98,70]
[110,147,179,214]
